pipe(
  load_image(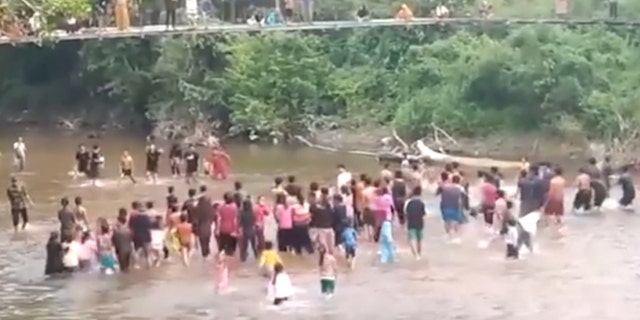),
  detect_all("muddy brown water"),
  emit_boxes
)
[0,129,638,320]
